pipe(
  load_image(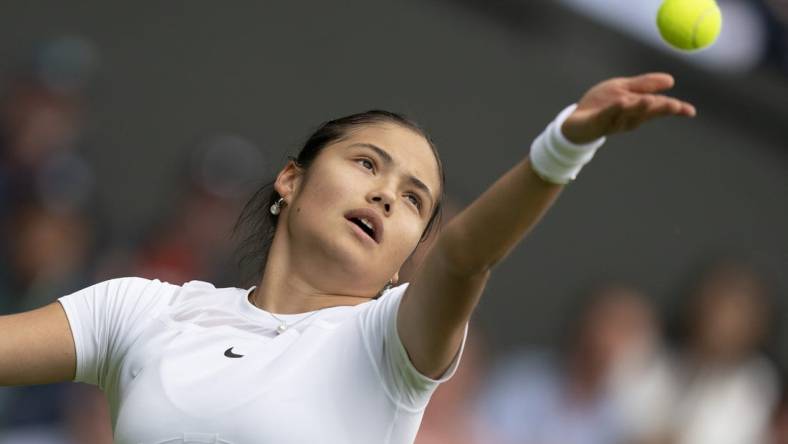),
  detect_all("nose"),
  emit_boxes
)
[371,193,393,214]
